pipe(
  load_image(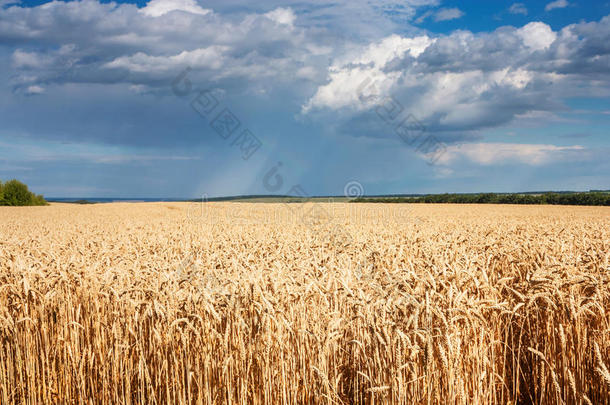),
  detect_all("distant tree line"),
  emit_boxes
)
[353,192,610,206]
[0,179,47,206]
